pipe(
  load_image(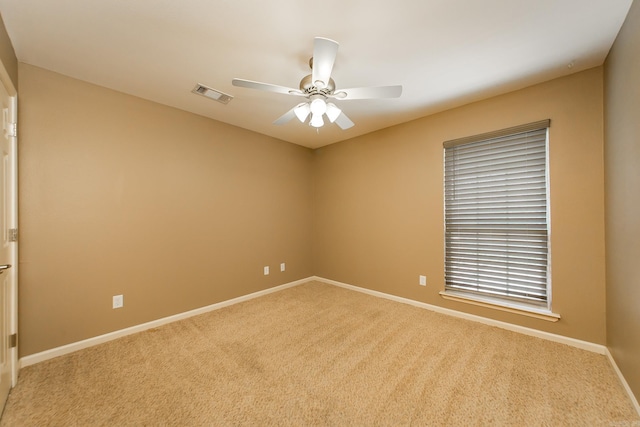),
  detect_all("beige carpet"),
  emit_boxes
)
[1,281,638,426]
